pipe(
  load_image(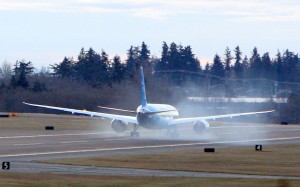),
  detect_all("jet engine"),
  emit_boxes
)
[111,119,128,133]
[193,120,209,135]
